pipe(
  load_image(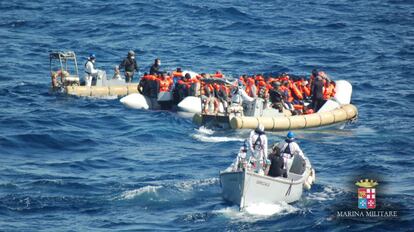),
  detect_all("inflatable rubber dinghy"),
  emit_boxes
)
[193,80,358,131]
